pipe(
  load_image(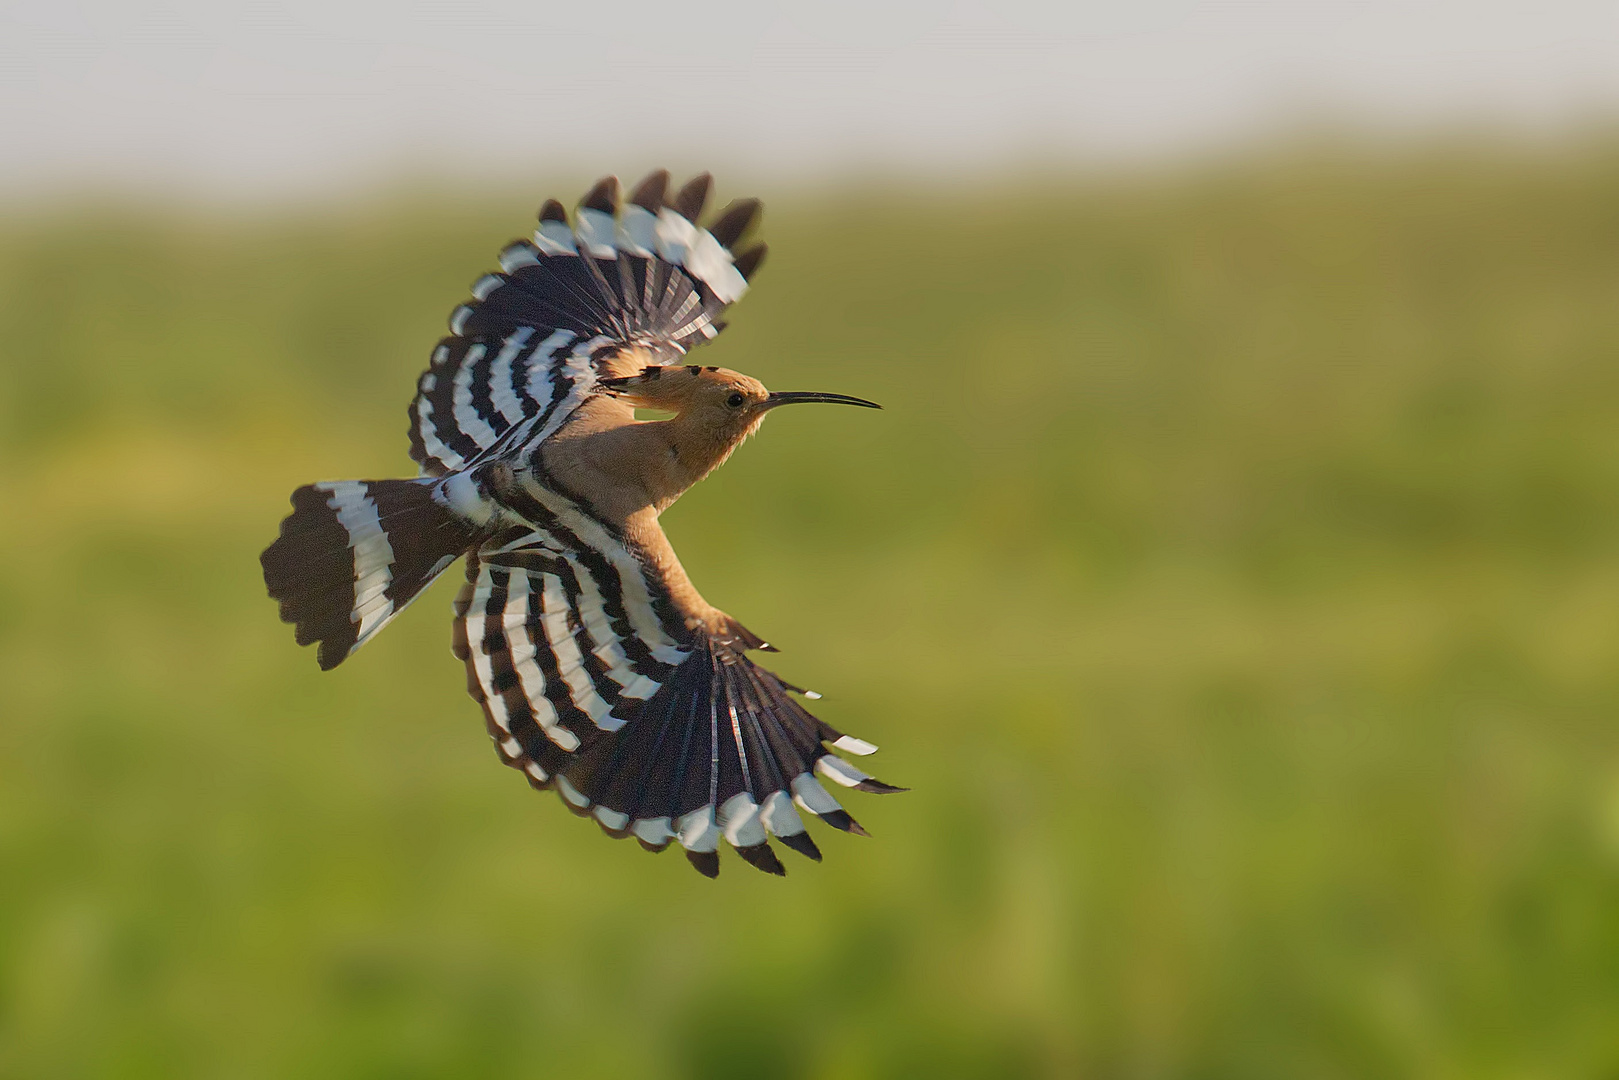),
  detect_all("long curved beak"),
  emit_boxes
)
[761,391,883,411]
